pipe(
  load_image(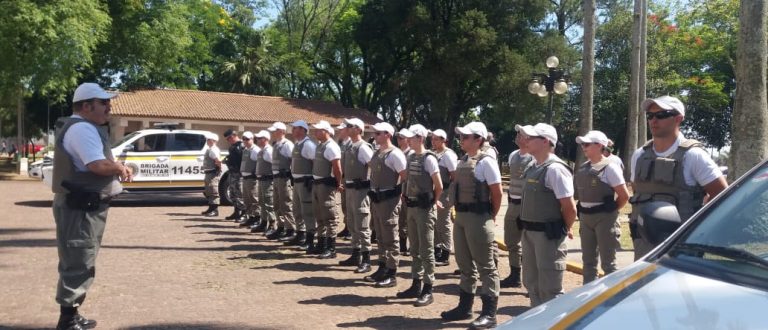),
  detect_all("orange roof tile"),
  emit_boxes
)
[111,89,381,125]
